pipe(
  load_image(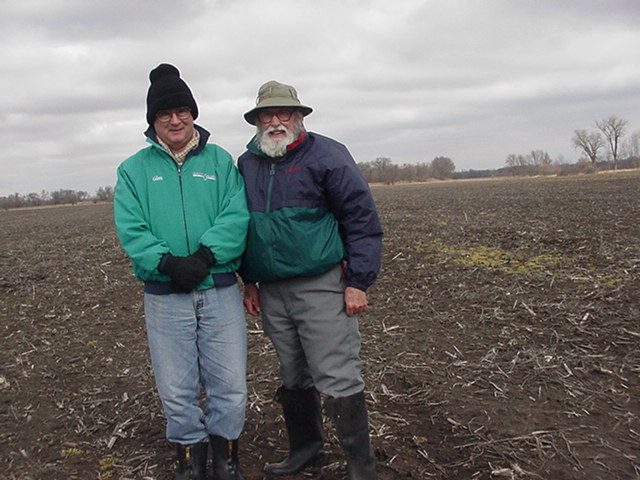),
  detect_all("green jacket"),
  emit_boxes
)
[114,126,249,290]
